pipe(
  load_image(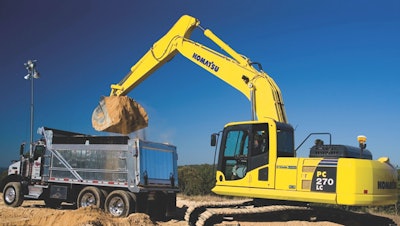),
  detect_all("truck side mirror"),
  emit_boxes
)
[19,143,25,156]
[211,133,218,147]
